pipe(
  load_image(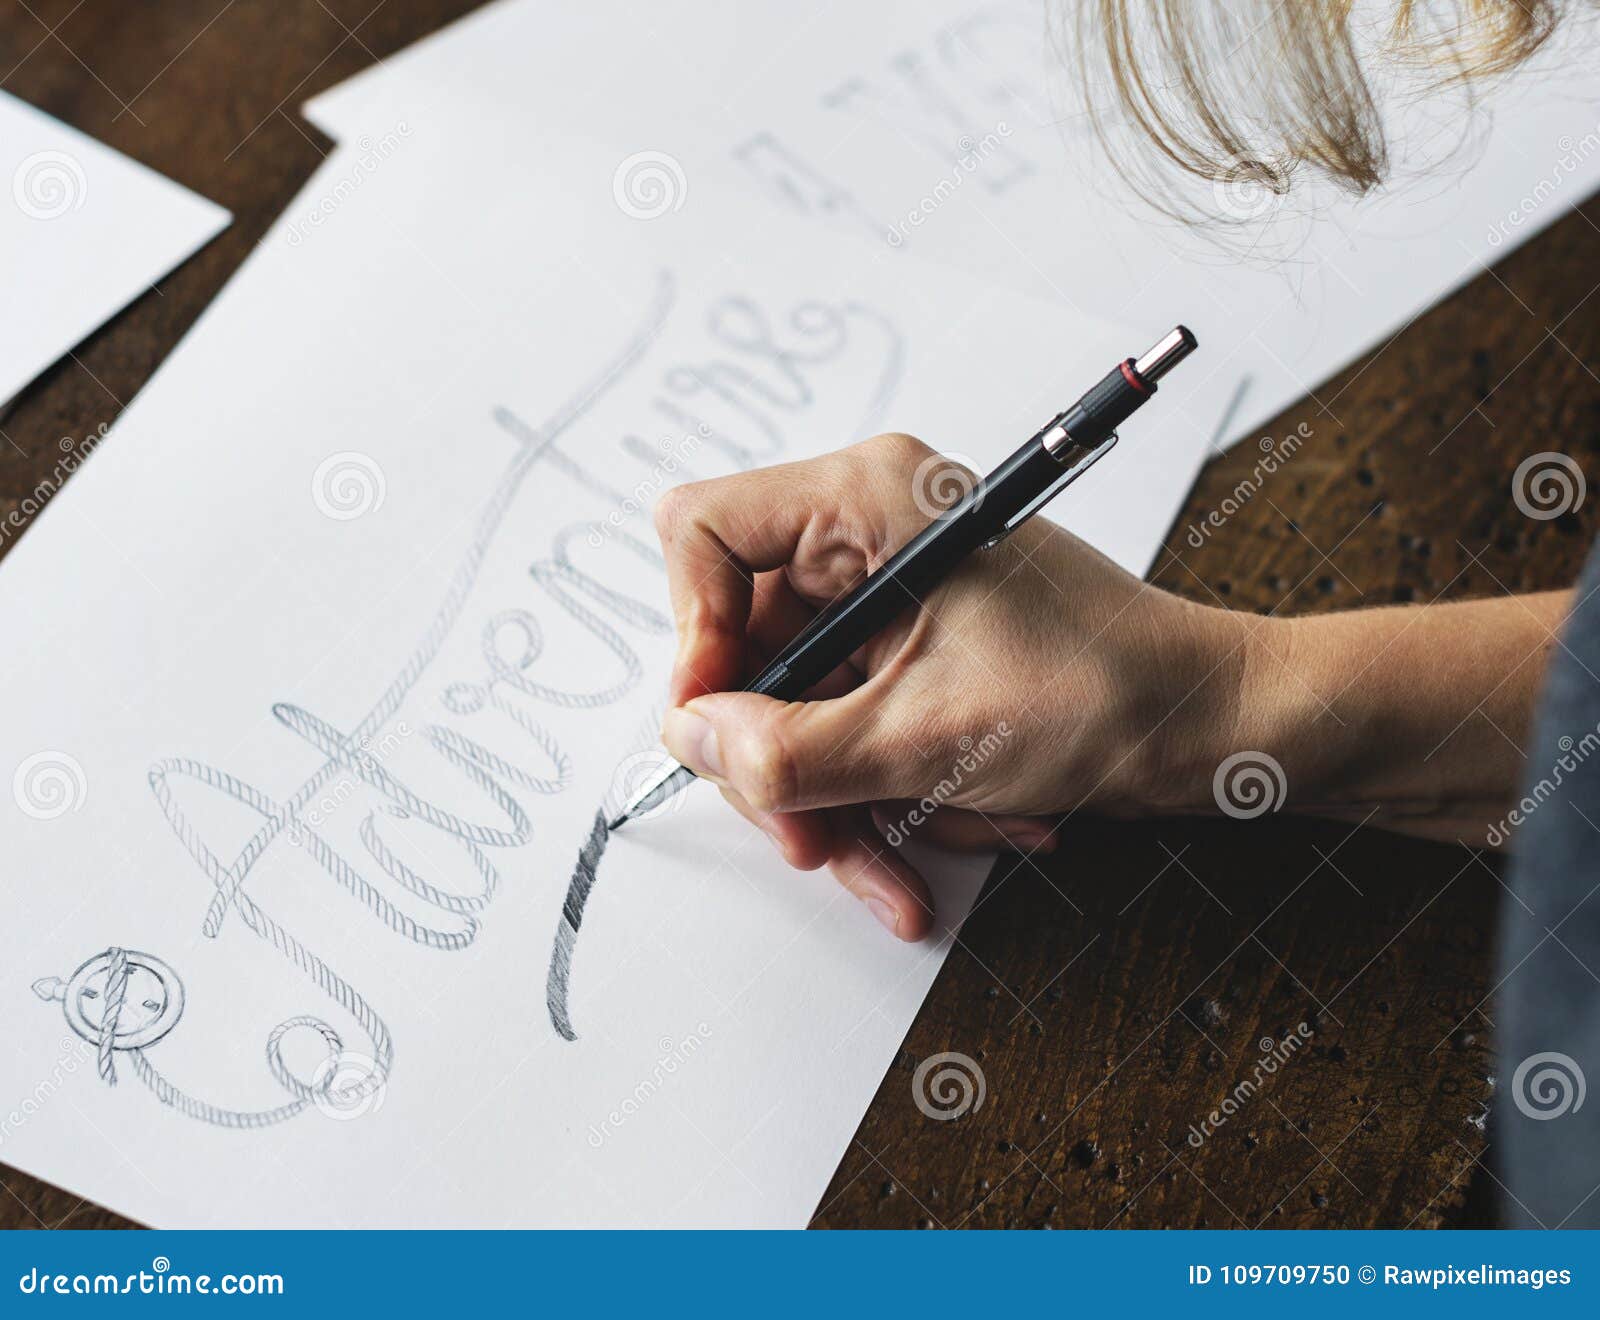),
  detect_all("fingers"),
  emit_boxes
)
[716,788,933,941]
[715,785,836,871]
[655,459,860,705]
[824,807,934,941]
[654,434,938,705]
[746,571,863,700]
[651,435,958,943]
[661,687,916,814]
